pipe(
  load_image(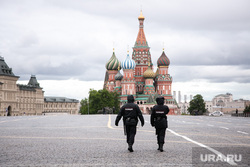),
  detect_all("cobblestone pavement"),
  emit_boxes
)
[0,115,249,166]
